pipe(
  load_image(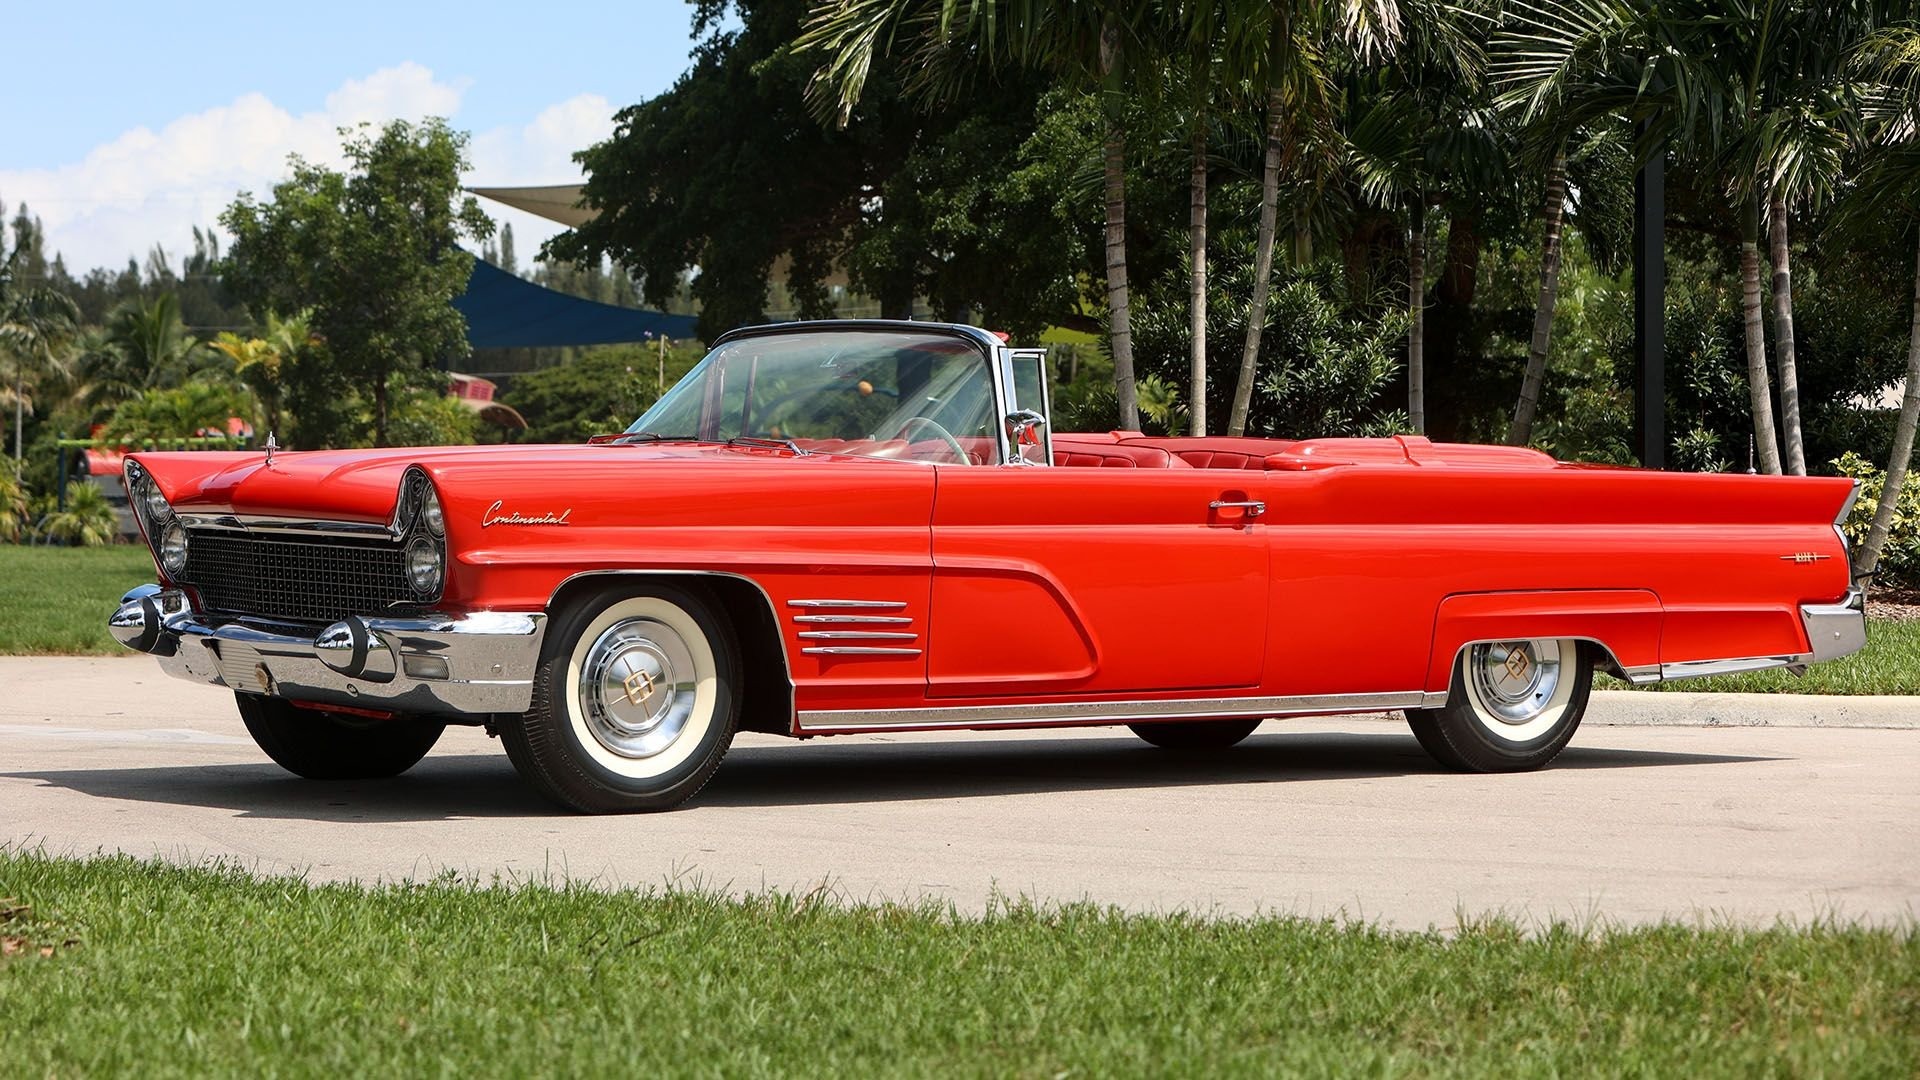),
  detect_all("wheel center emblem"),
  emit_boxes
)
[622,668,657,706]
[1503,648,1532,682]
